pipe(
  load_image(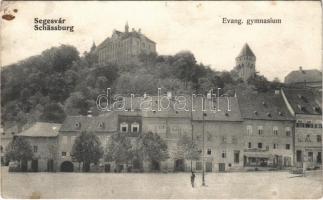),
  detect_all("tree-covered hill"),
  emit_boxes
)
[1,44,281,128]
